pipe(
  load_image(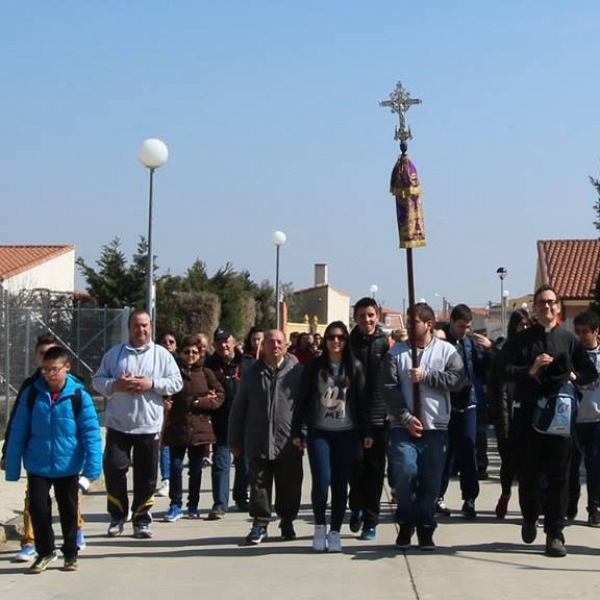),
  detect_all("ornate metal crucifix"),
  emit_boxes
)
[379,81,422,146]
